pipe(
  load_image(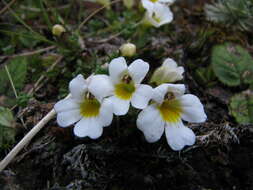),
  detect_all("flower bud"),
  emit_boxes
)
[150,58,184,85]
[123,0,134,9]
[52,24,66,37]
[120,43,136,57]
